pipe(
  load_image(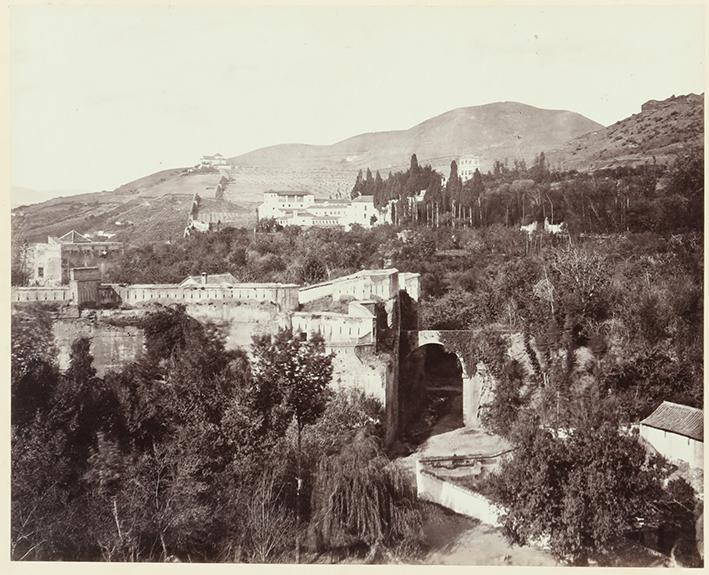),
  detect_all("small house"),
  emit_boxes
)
[639,401,703,469]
